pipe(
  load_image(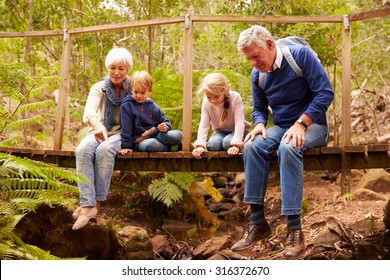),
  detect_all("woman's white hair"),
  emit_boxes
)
[237,25,275,50]
[105,47,133,73]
